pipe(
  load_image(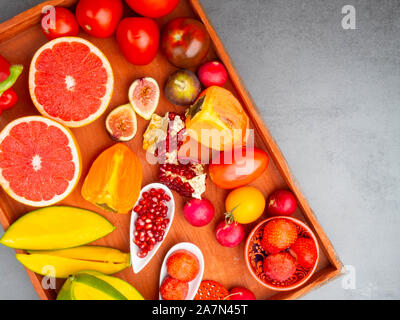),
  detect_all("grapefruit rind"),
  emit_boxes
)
[29,37,114,128]
[0,116,81,207]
